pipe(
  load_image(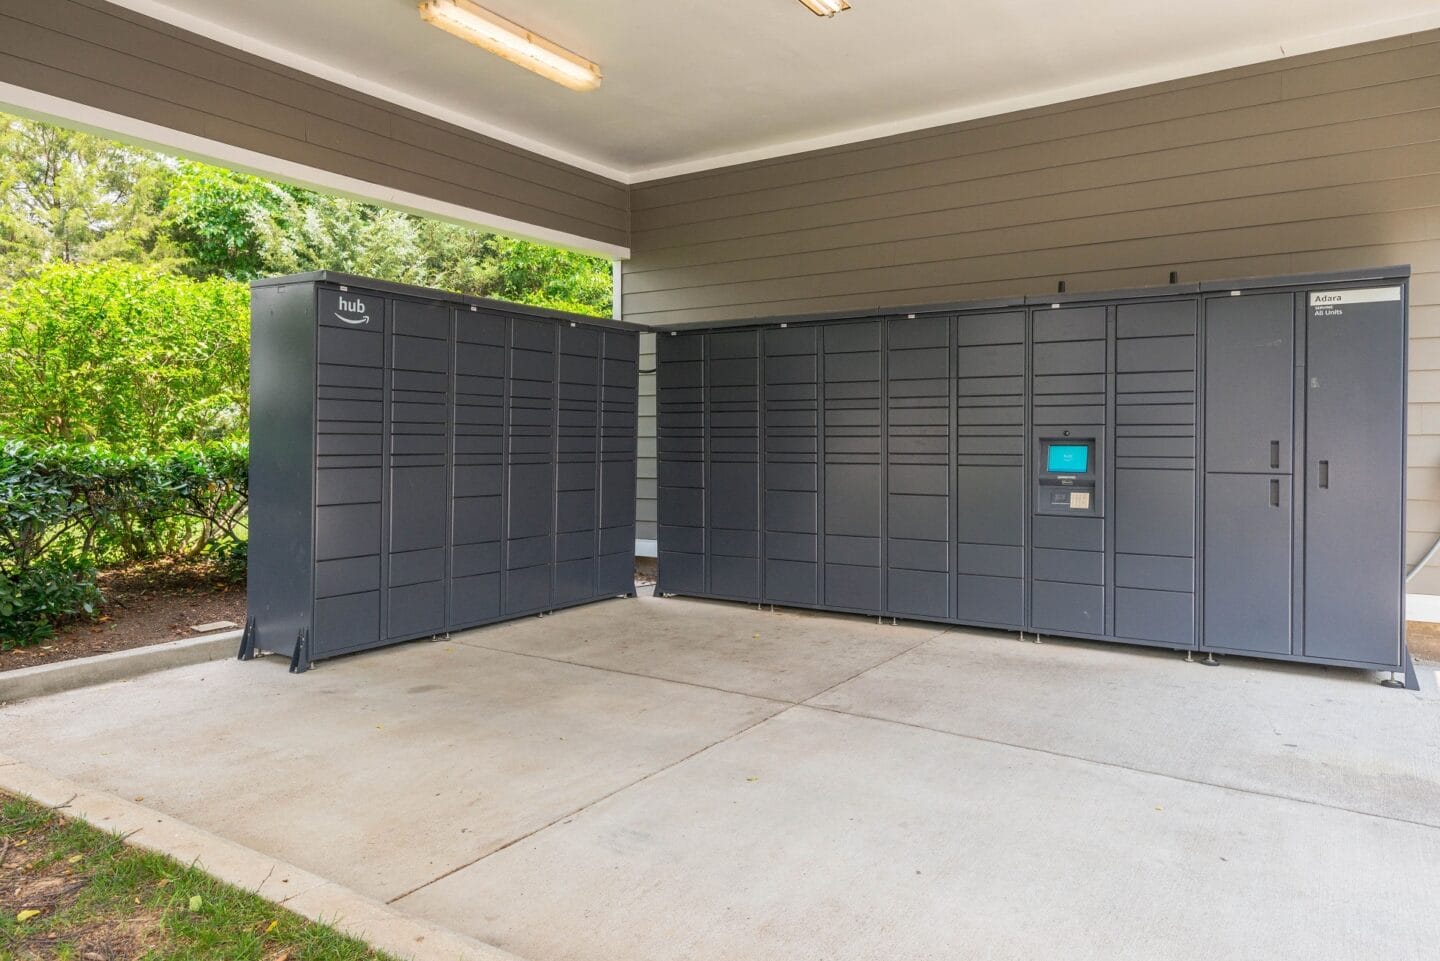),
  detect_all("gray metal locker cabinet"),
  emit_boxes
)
[1302,283,1405,667]
[656,332,706,595]
[954,311,1027,627]
[311,287,386,658]
[450,308,505,628]
[886,316,951,619]
[823,321,884,613]
[555,324,601,605]
[1029,305,1109,637]
[1201,292,1295,656]
[763,325,821,606]
[247,272,640,672]
[599,331,639,595]
[1112,299,1198,648]
[386,298,450,641]
[505,317,557,614]
[706,330,762,600]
